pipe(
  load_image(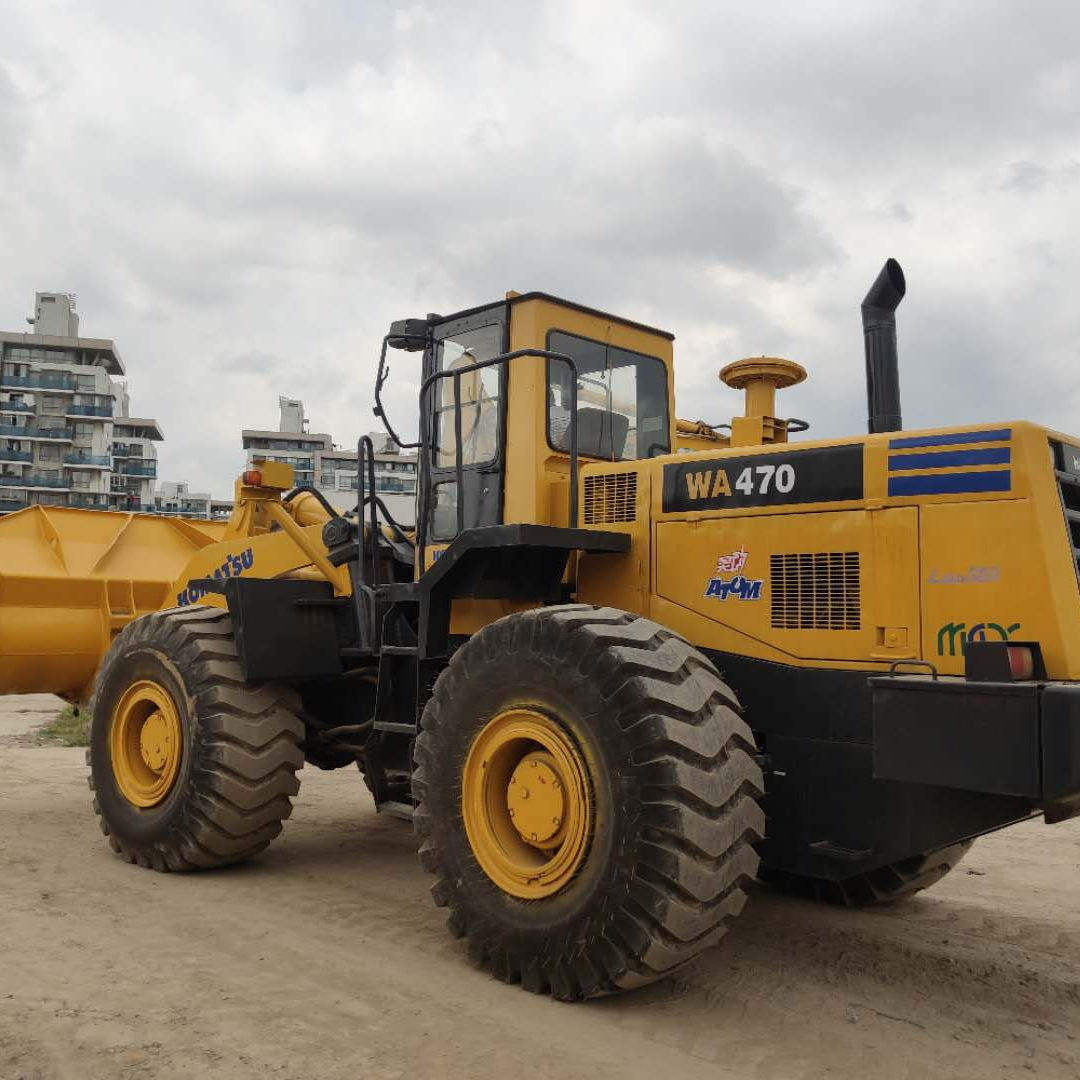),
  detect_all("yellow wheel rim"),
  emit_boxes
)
[109,679,183,808]
[462,707,592,899]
